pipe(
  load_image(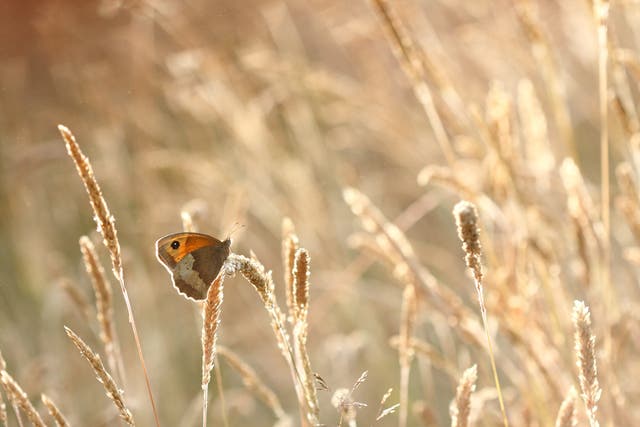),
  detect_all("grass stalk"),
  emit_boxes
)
[453,201,508,427]
[58,125,160,427]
